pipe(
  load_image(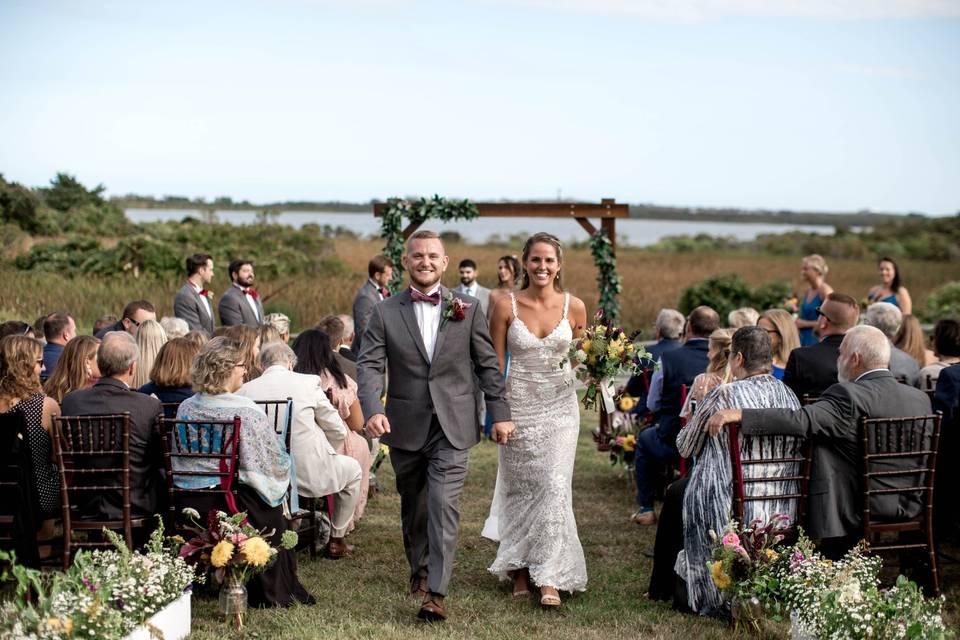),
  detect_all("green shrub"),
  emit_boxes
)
[678,273,792,320]
[920,281,960,323]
